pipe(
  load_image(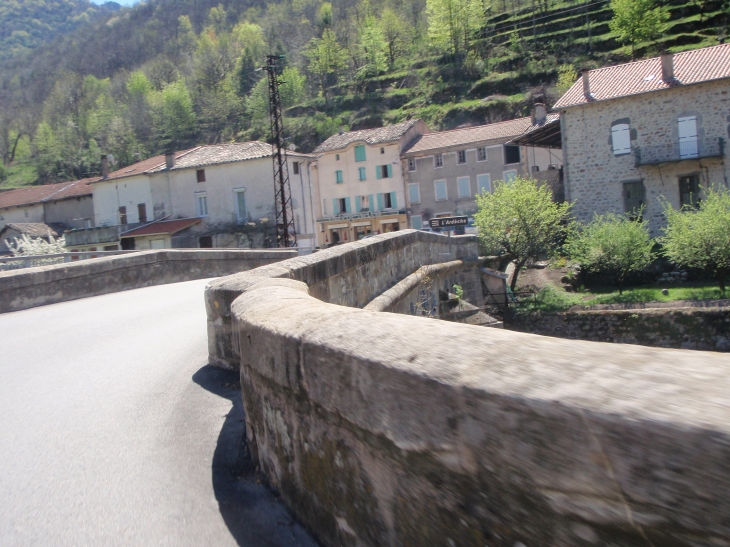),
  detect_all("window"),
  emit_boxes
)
[234,189,247,221]
[408,183,421,204]
[504,145,521,164]
[336,153,340,161]
[198,236,213,248]
[354,145,366,162]
[457,150,466,164]
[611,123,631,156]
[336,170,343,184]
[376,164,393,179]
[380,147,385,154]
[150,239,165,249]
[138,203,147,223]
[382,192,393,209]
[197,169,206,182]
[623,180,645,215]
[322,199,328,216]
[407,158,416,171]
[196,192,208,216]
[679,175,701,208]
[333,197,351,215]
[358,167,366,181]
[292,161,300,175]
[477,173,491,194]
[434,154,443,168]
[457,176,471,198]
[359,195,370,210]
[339,197,348,214]
[434,180,448,201]
[678,116,699,159]
[411,215,423,229]
[503,170,517,183]
[119,206,127,225]
[477,147,487,161]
